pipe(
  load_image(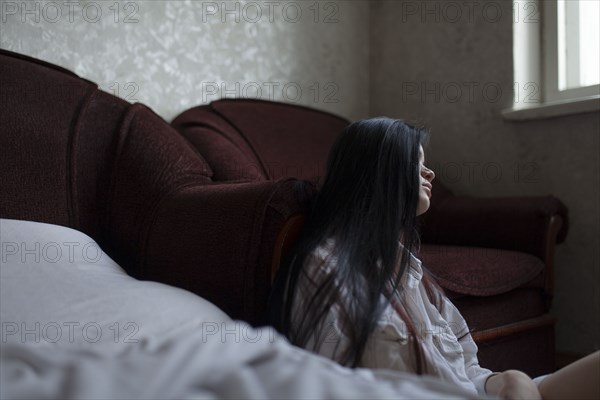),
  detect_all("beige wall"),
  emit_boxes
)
[370,0,599,355]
